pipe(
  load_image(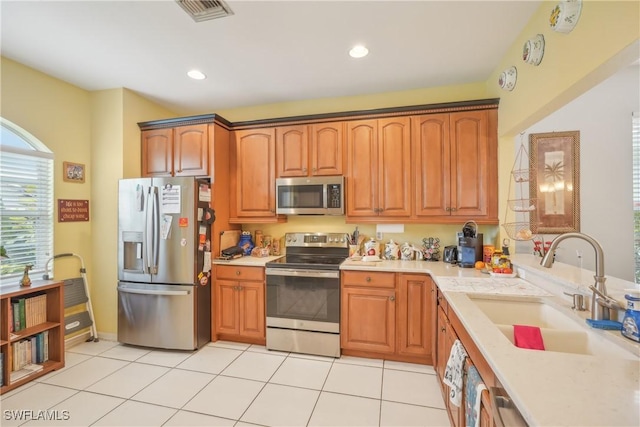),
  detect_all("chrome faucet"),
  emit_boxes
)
[540,232,621,321]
